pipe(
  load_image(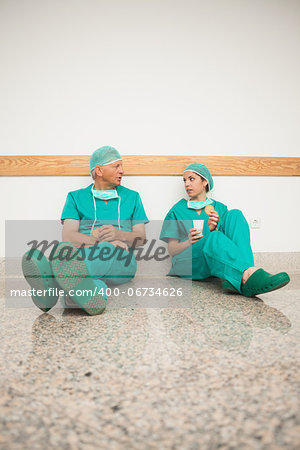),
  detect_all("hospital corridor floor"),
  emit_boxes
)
[0,267,299,449]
